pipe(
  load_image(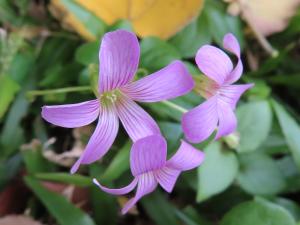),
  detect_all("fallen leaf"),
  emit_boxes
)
[41,182,90,210]
[50,0,204,40]
[49,0,102,40]
[12,26,50,39]
[0,176,30,216]
[0,215,43,225]
[43,125,94,167]
[28,1,48,21]
[117,196,138,215]
[226,0,300,36]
